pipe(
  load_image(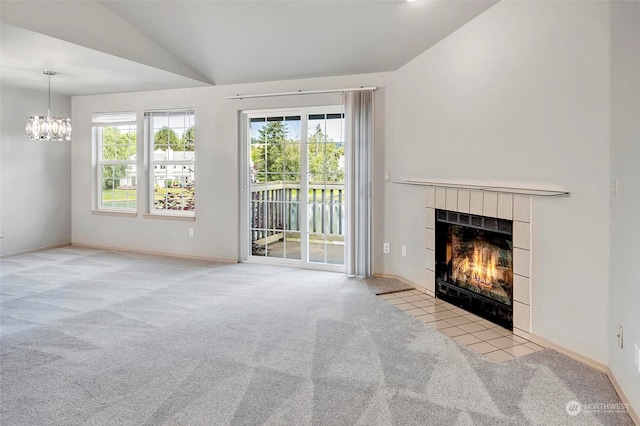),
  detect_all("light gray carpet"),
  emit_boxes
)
[0,246,633,425]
